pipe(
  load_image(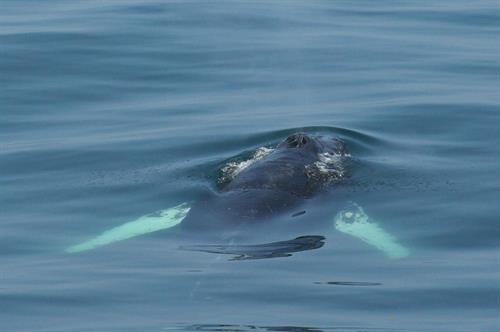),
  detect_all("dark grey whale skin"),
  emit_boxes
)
[181,133,347,230]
